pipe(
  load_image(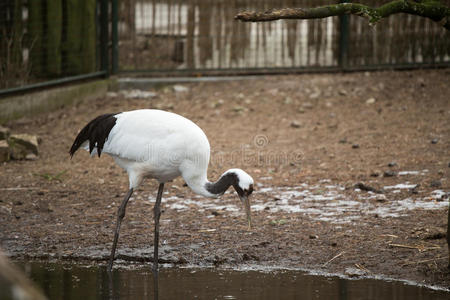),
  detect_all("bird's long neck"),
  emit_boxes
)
[183,170,237,198]
[205,172,237,196]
